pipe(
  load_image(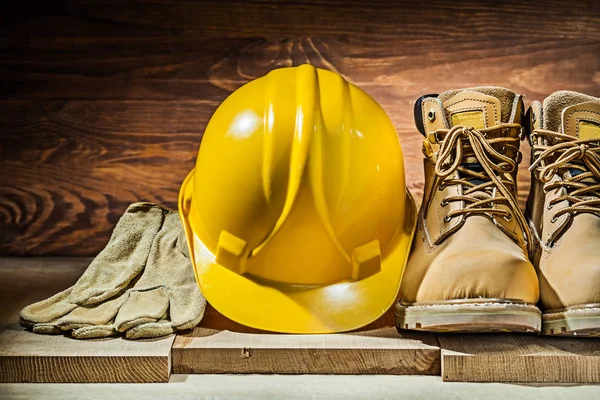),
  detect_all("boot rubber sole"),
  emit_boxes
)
[542,304,600,337]
[395,299,542,333]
